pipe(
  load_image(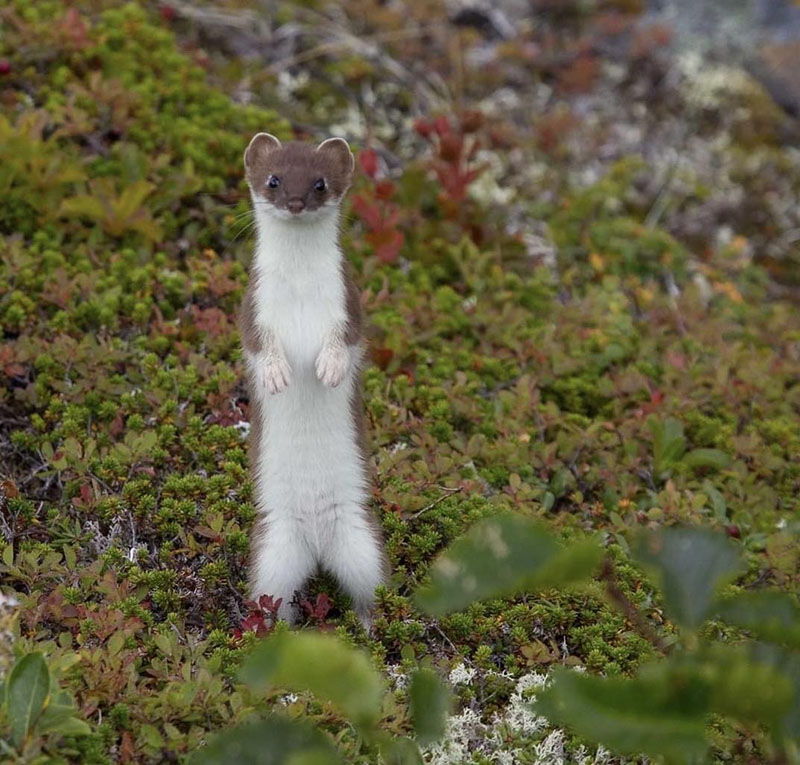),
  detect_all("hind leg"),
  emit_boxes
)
[249,516,316,624]
[322,508,386,629]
